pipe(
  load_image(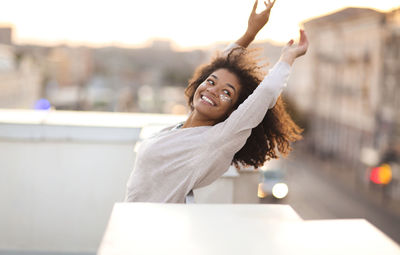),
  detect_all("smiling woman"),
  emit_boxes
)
[124,0,309,203]
[184,41,304,169]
